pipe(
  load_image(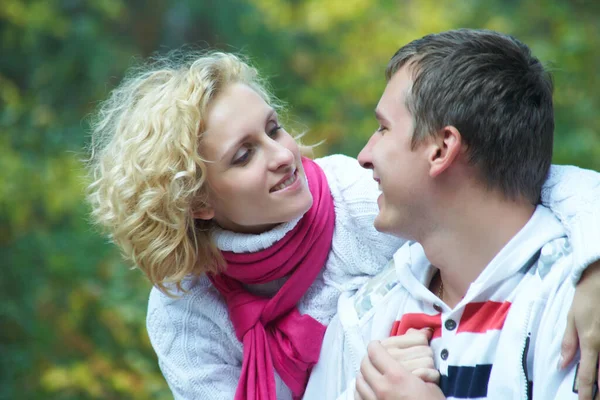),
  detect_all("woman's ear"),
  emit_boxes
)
[193,207,215,220]
[192,194,215,220]
[428,126,462,178]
